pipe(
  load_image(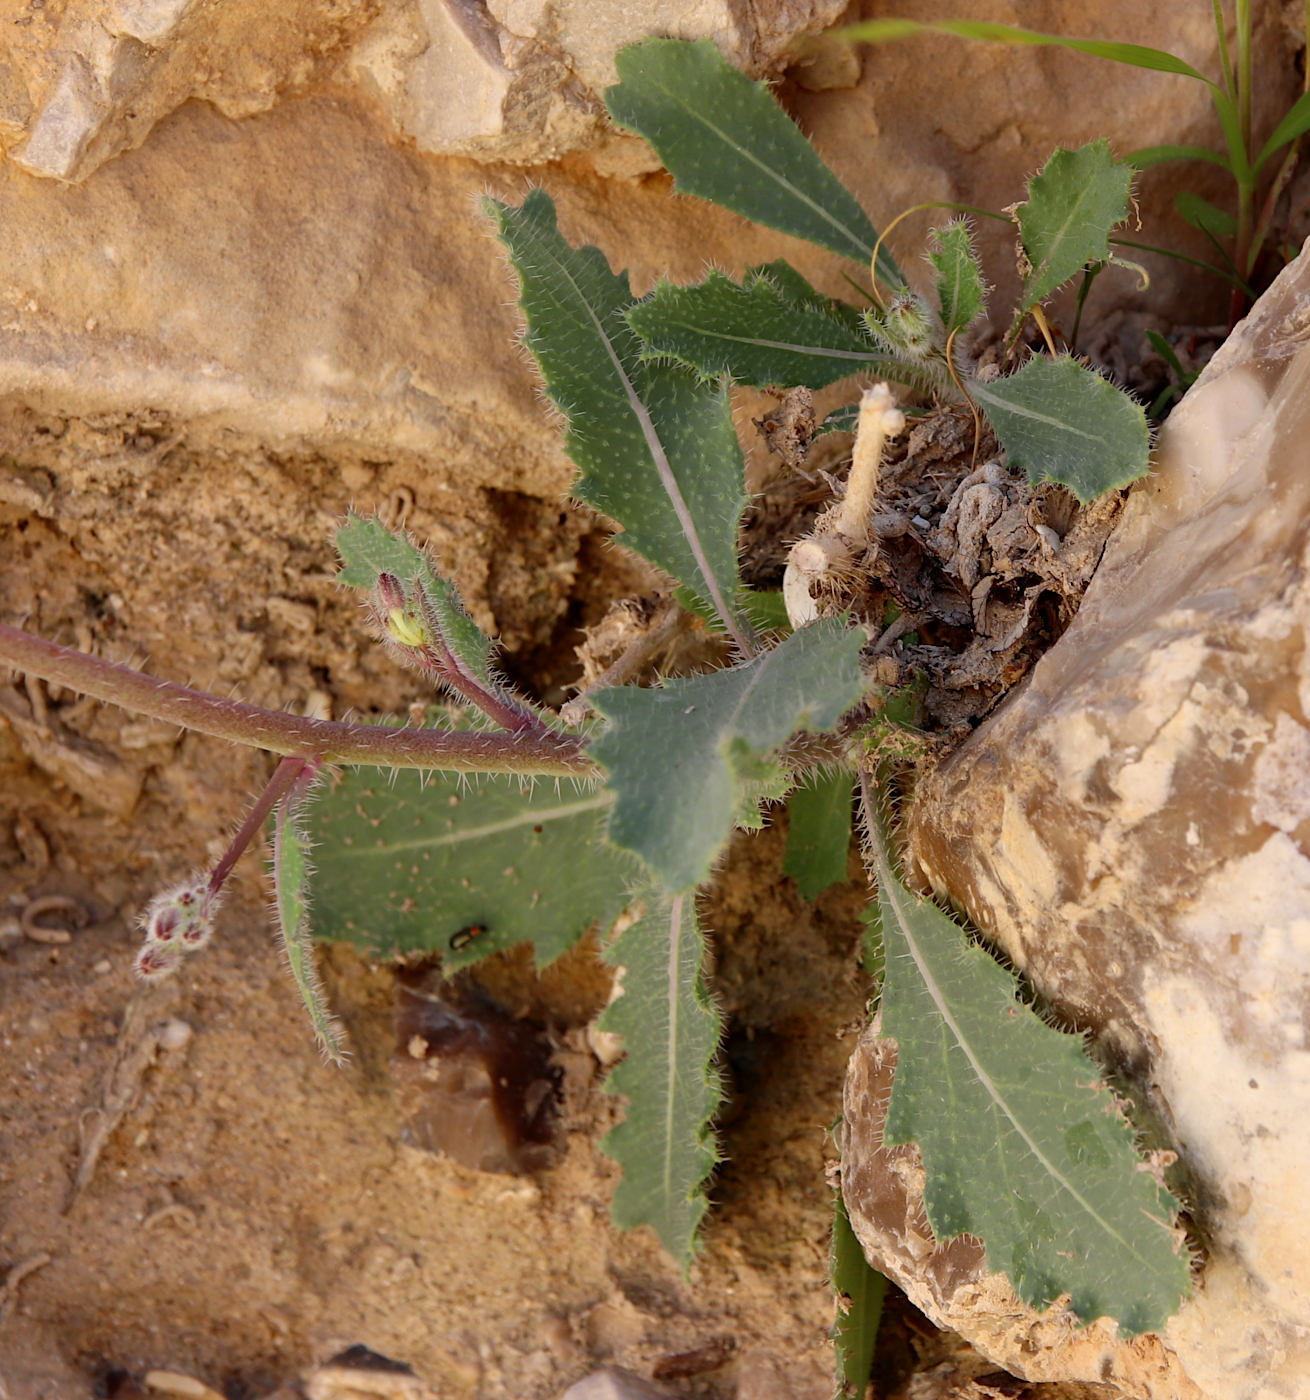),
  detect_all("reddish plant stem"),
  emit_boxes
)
[207,754,318,897]
[412,592,548,736]
[0,622,593,777]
